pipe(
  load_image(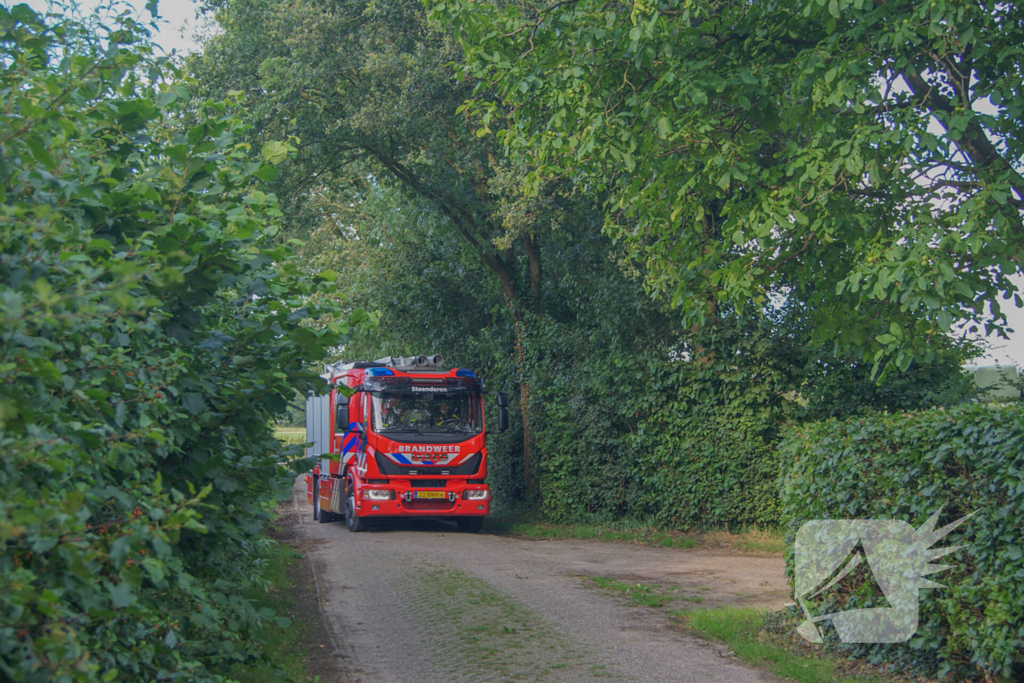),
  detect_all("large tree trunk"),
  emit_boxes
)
[511,309,533,487]
[372,149,539,489]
